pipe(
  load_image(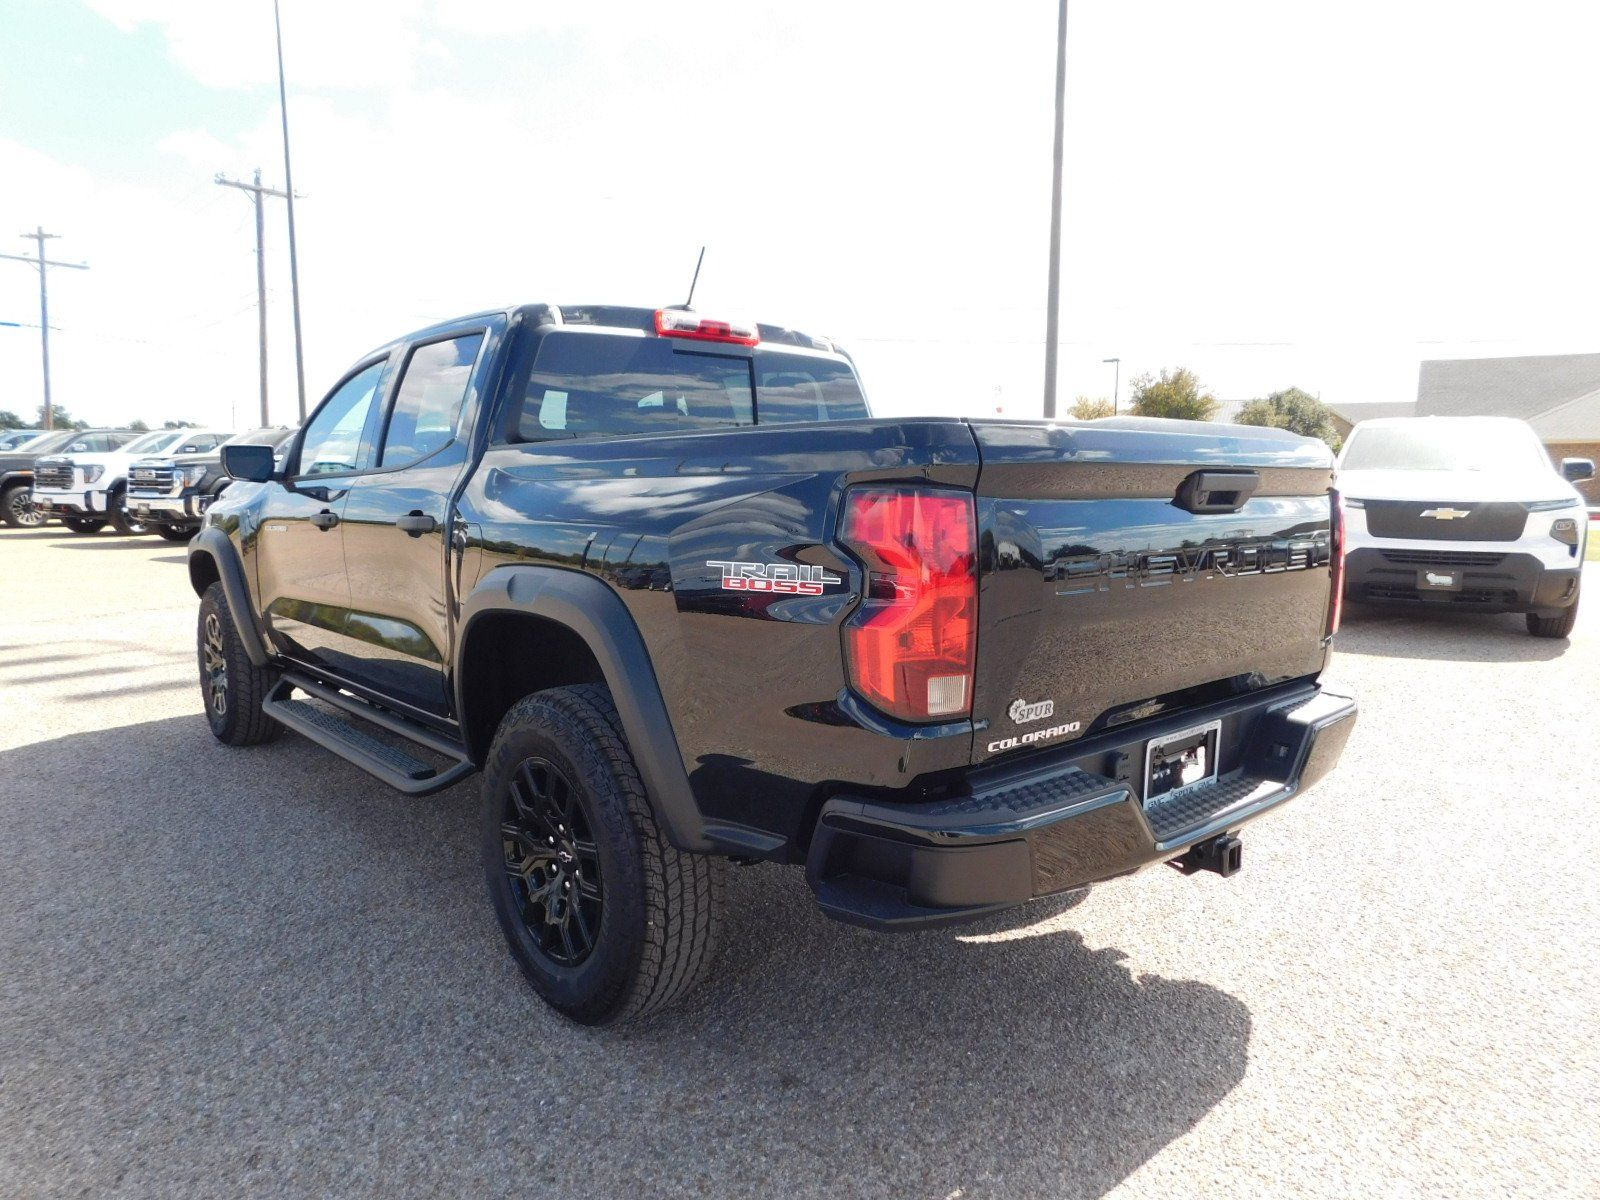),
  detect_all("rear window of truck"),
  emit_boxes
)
[514,332,868,441]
